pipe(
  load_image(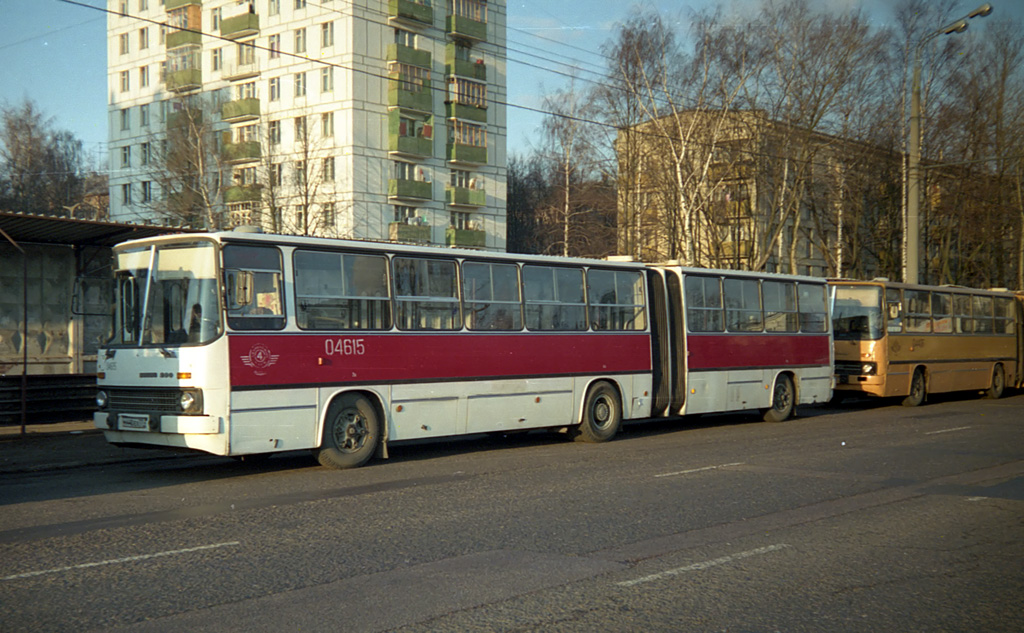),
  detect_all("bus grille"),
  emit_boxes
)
[835,361,862,376]
[106,388,182,413]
